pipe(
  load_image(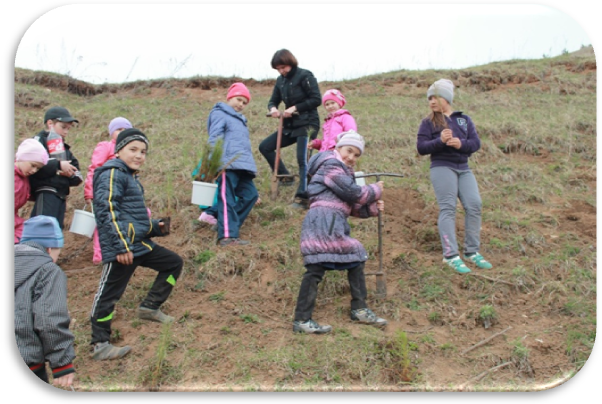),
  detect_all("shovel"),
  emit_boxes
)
[354,172,404,299]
